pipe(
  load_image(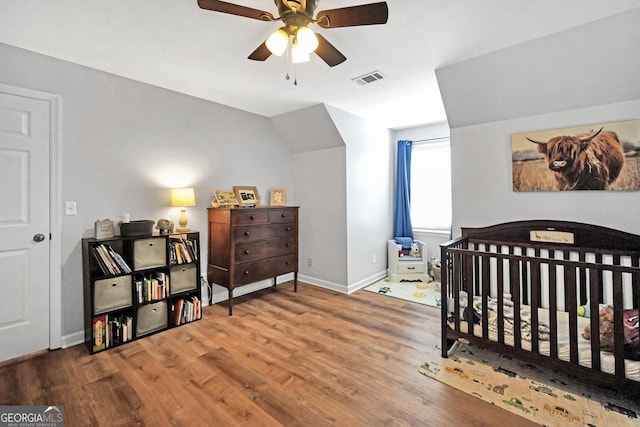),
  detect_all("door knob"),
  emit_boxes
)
[33,233,46,242]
